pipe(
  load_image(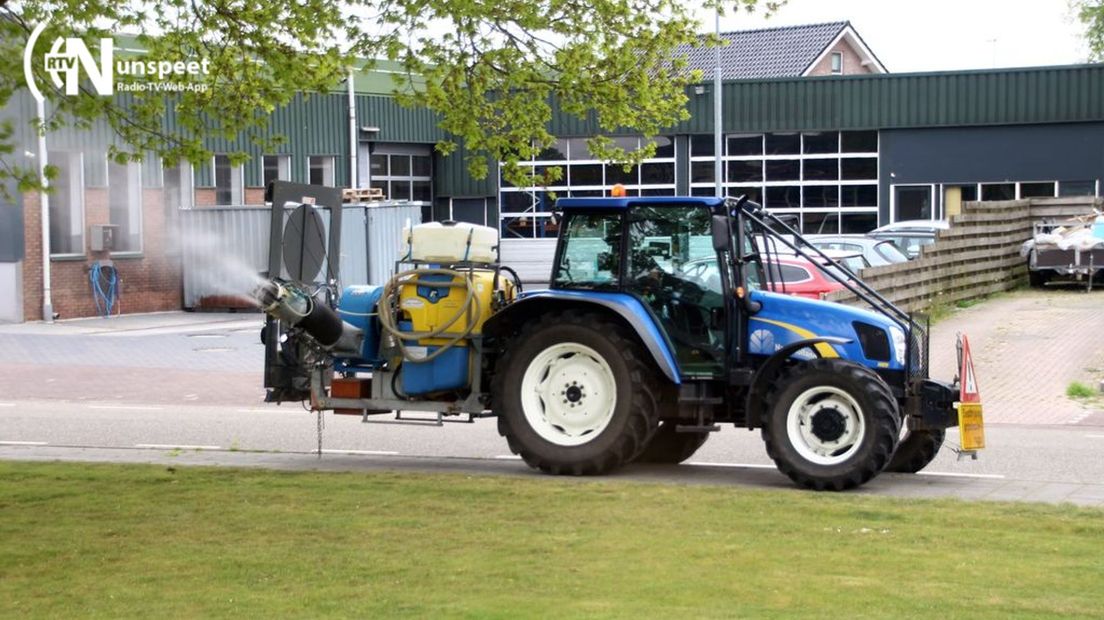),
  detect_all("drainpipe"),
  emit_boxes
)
[35,95,53,323]
[348,68,358,189]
